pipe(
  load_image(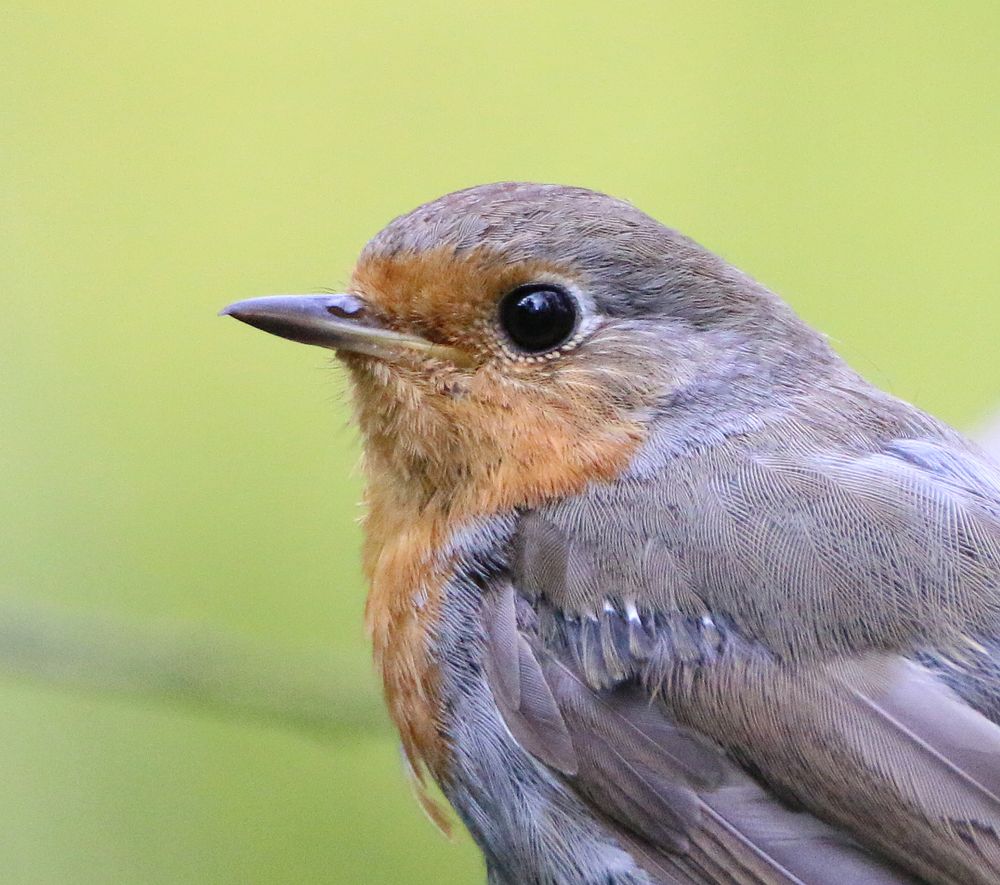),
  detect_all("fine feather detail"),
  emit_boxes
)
[829,656,1000,811]
[400,747,453,837]
[494,423,1000,880]
[484,584,577,775]
[482,584,912,884]
[539,641,908,884]
[483,584,522,710]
